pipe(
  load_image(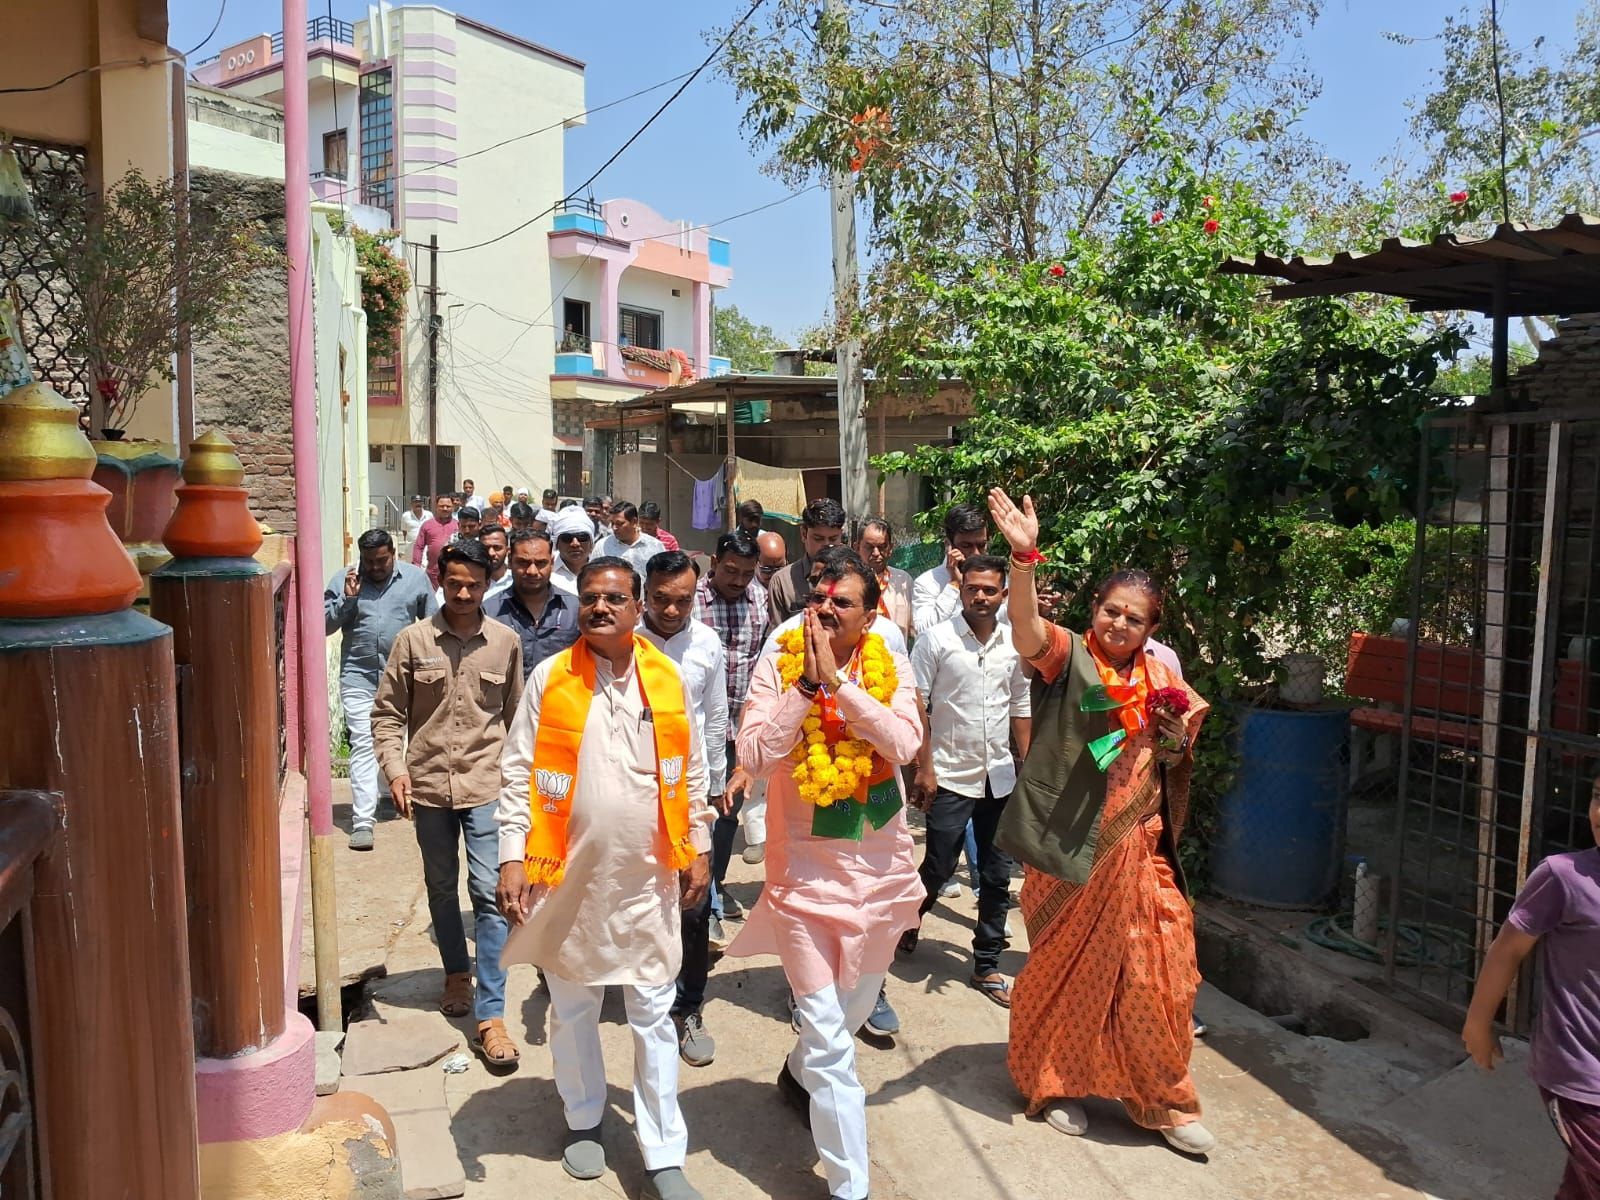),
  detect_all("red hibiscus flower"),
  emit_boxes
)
[1151,210,1165,224]
[1203,218,1220,235]
[1048,263,1065,277]
[1449,189,1469,204]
